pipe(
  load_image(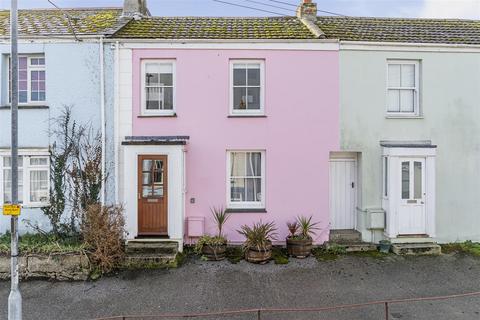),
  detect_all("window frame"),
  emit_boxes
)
[0,151,50,208]
[7,54,46,106]
[229,60,265,116]
[140,59,176,117]
[382,156,388,199]
[386,59,420,117]
[226,150,266,210]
